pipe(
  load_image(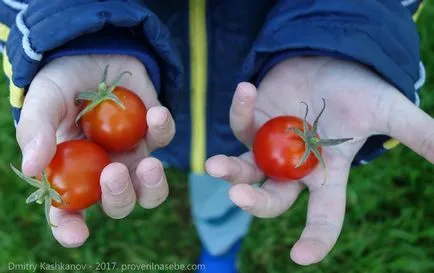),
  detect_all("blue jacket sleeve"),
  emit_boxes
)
[0,1,30,54]
[40,25,162,93]
[3,0,183,100]
[241,0,424,166]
